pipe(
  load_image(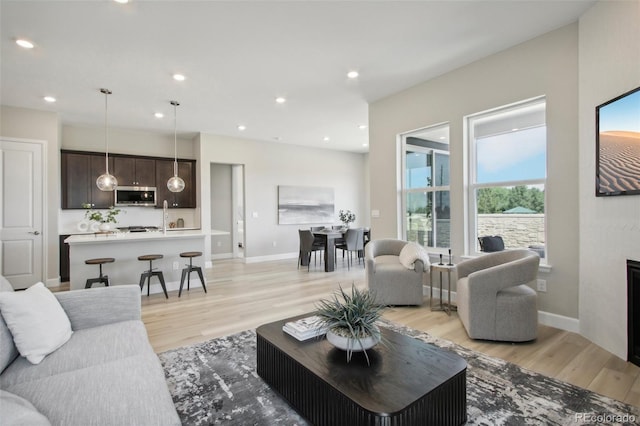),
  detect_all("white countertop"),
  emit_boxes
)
[65,229,206,245]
